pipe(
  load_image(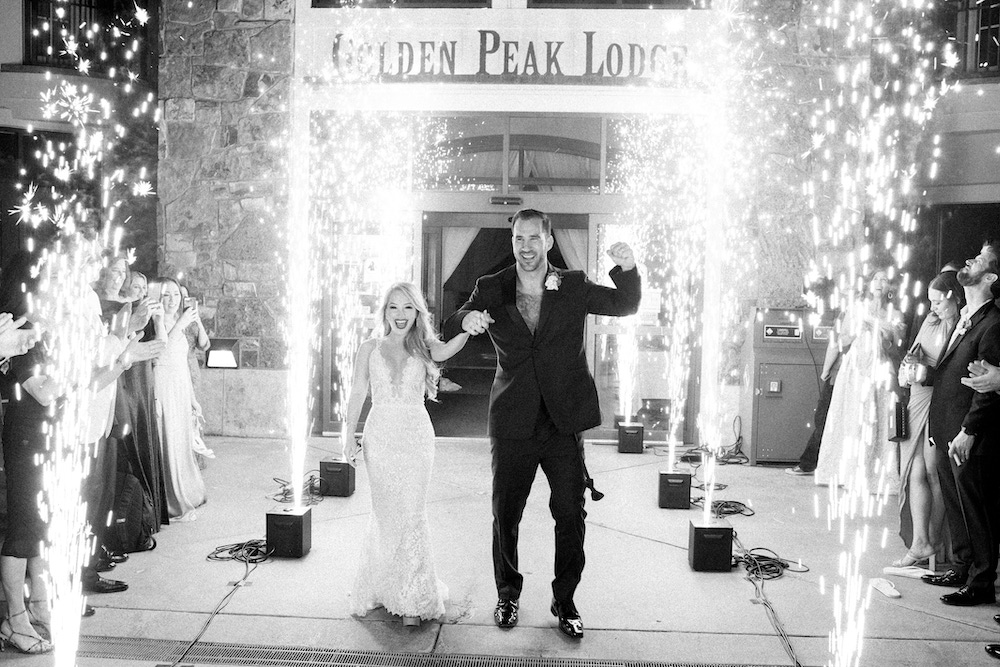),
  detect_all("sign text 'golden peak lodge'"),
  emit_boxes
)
[329,30,690,83]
